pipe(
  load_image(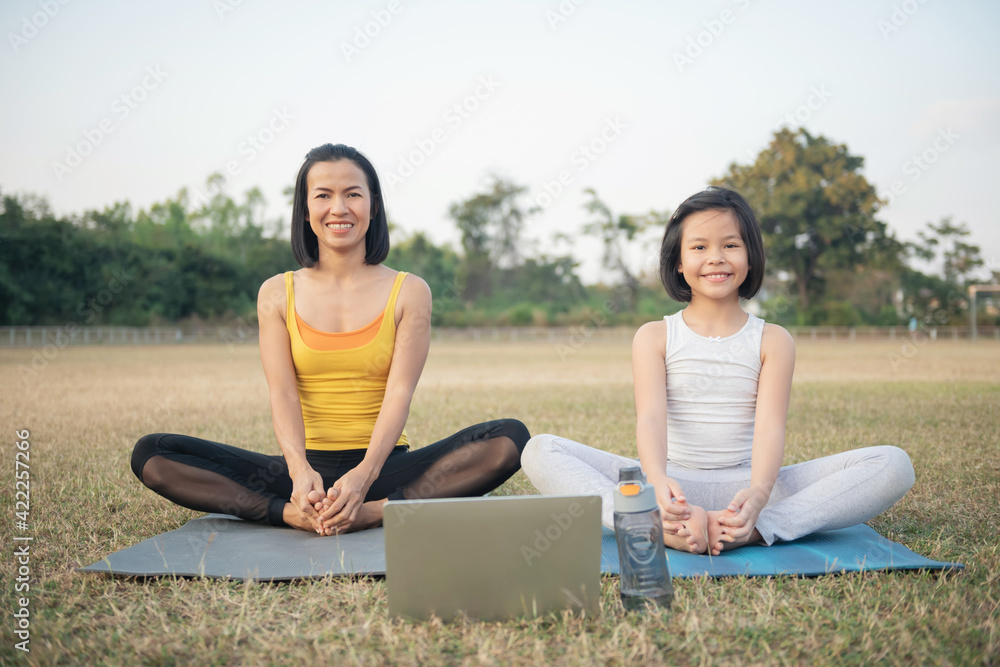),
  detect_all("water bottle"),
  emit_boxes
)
[613,467,673,610]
